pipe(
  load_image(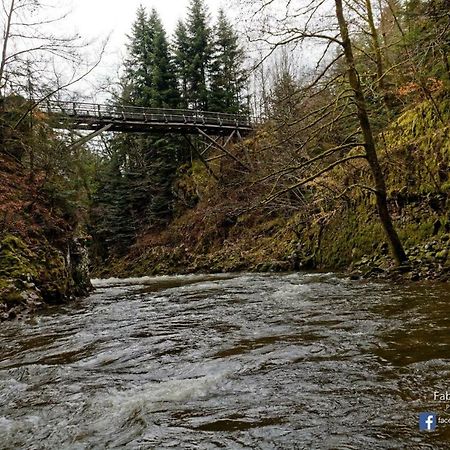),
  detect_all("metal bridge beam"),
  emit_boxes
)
[183,135,219,181]
[196,128,250,172]
[43,100,255,136]
[66,124,113,152]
